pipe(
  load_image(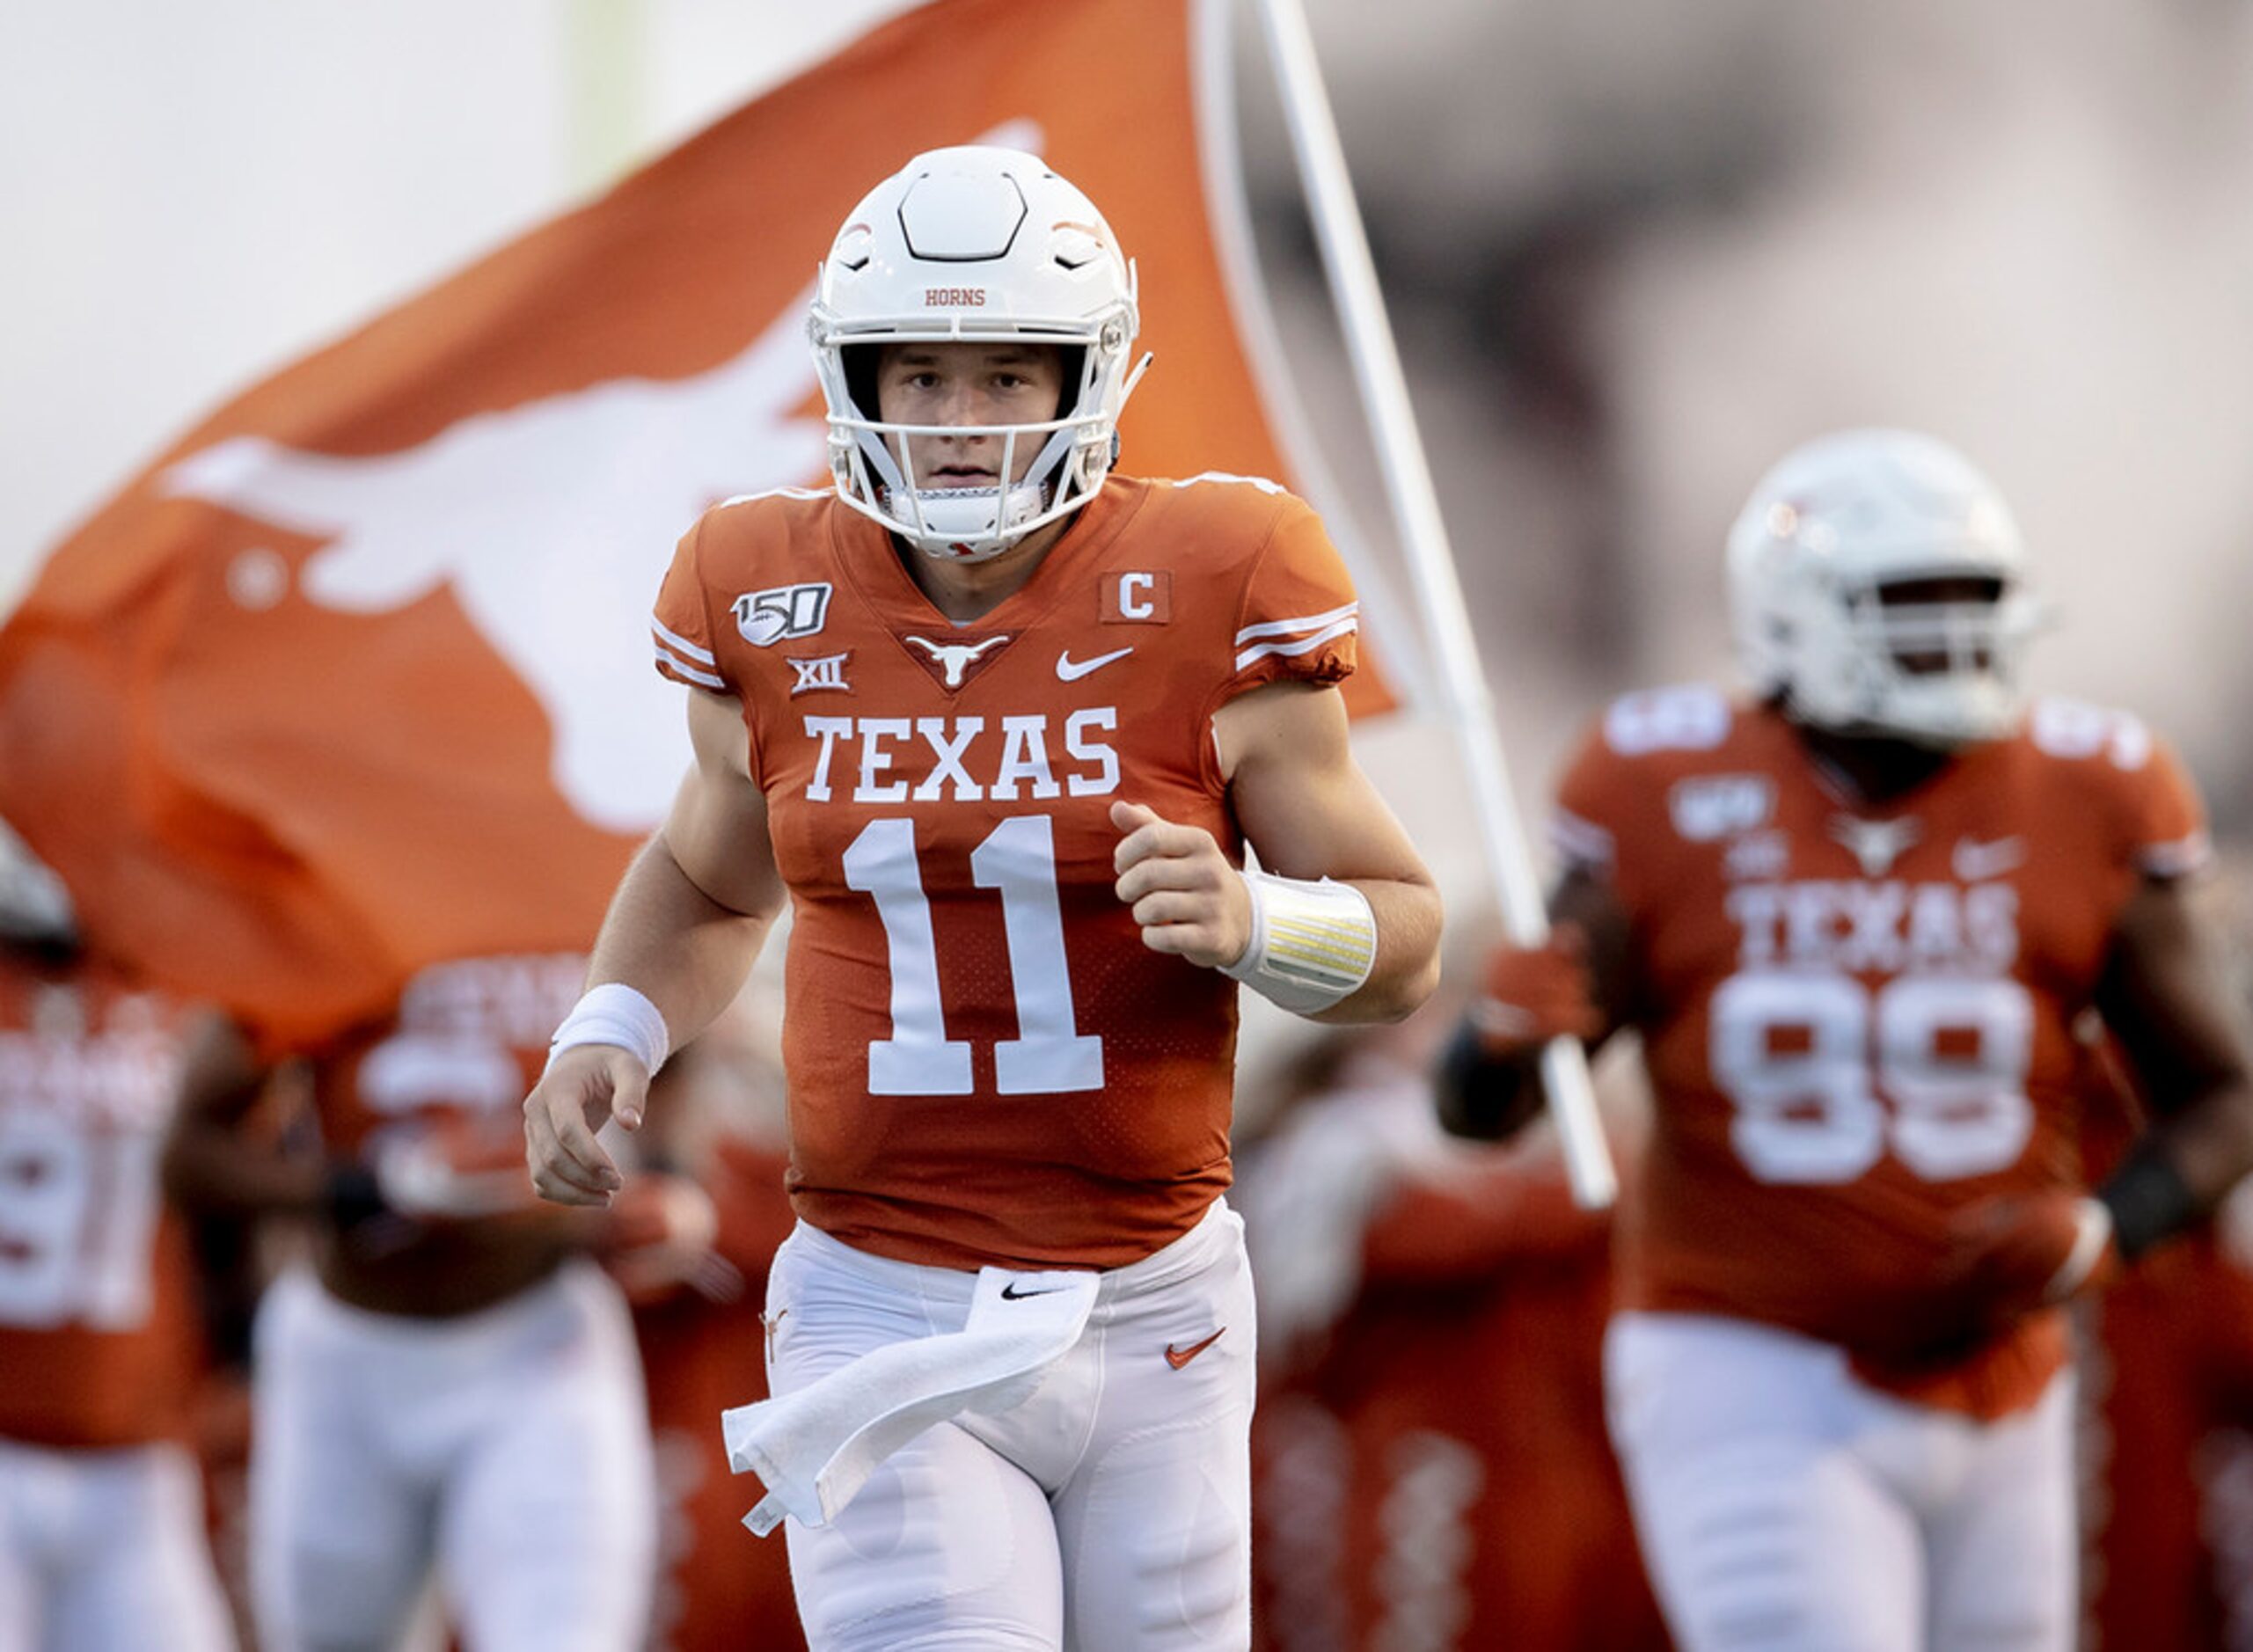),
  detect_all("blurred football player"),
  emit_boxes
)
[0,823,237,1652]
[164,953,713,1652]
[523,145,1442,1651]
[1236,1024,1664,1652]
[623,990,805,1652]
[1439,428,2253,1651]
[2070,956,2253,1650]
